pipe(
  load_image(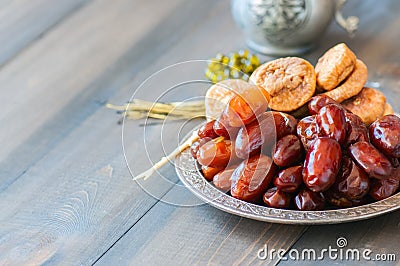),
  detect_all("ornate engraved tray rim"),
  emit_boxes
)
[175,146,400,225]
